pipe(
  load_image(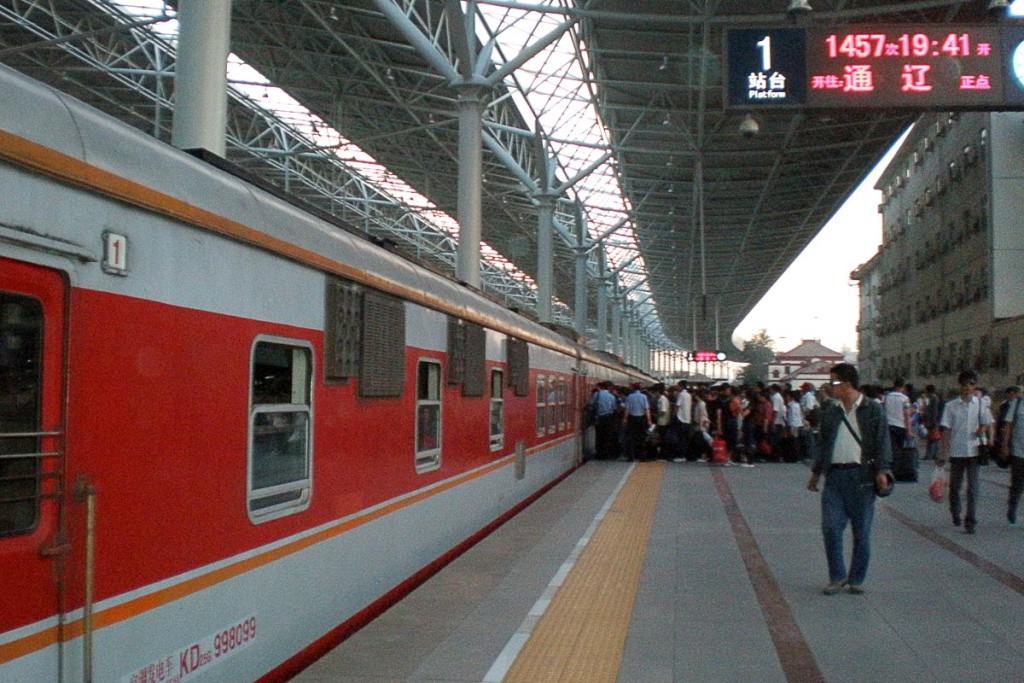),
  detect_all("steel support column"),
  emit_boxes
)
[596,252,608,352]
[536,194,557,323]
[171,0,231,155]
[455,85,486,288]
[611,293,622,359]
[574,208,588,338]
